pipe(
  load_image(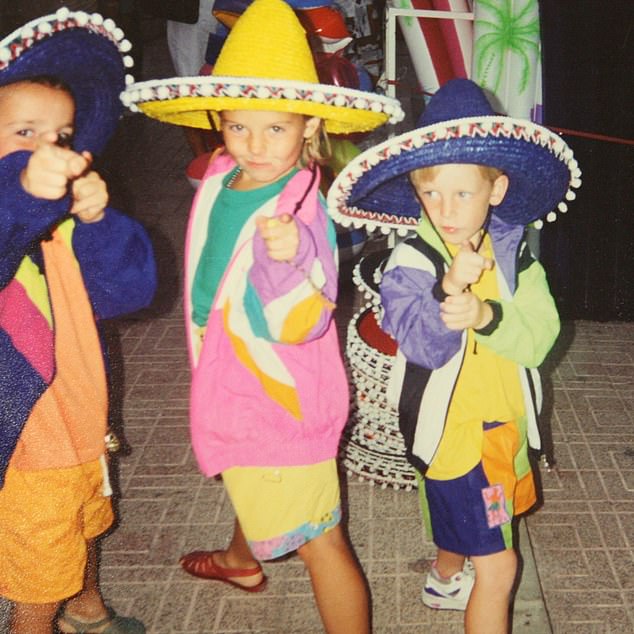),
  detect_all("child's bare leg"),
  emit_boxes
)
[13,541,106,634]
[61,540,108,622]
[297,524,370,634]
[211,519,264,588]
[10,600,59,634]
[466,549,517,634]
[435,547,467,577]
